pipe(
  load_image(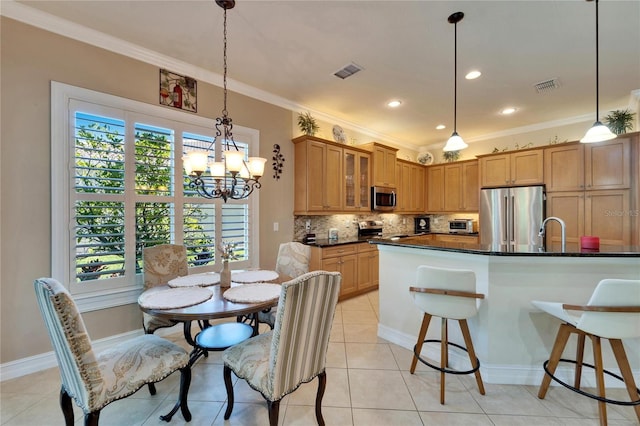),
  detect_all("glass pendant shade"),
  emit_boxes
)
[580,121,616,143]
[224,150,245,173]
[443,131,468,152]
[209,161,226,178]
[248,157,267,177]
[184,151,208,175]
